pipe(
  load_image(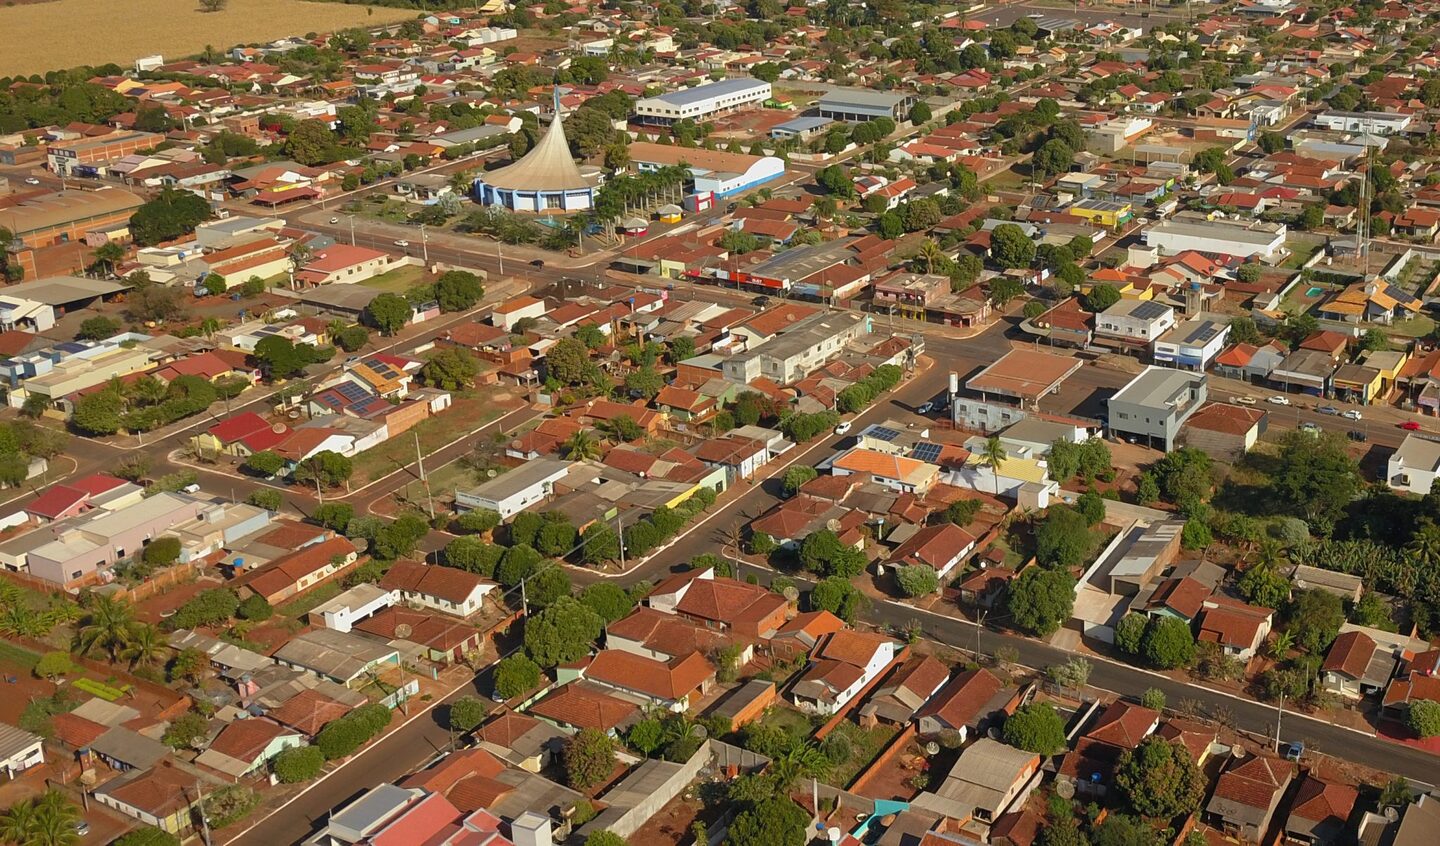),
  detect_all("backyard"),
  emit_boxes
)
[348,383,518,484]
